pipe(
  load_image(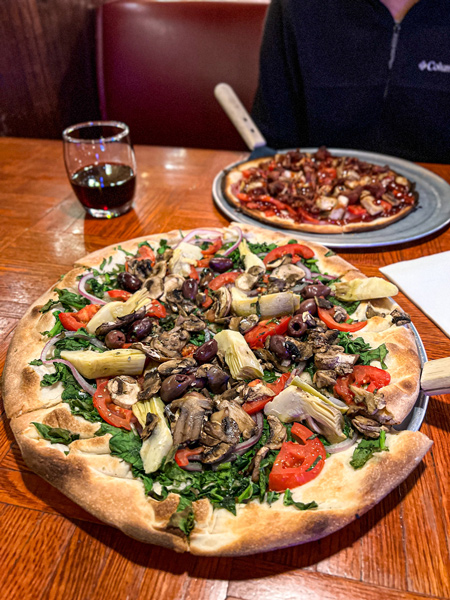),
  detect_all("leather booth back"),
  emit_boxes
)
[96,1,268,149]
